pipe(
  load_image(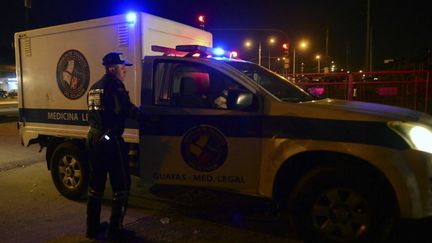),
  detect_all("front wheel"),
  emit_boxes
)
[290,166,396,243]
[50,142,89,200]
